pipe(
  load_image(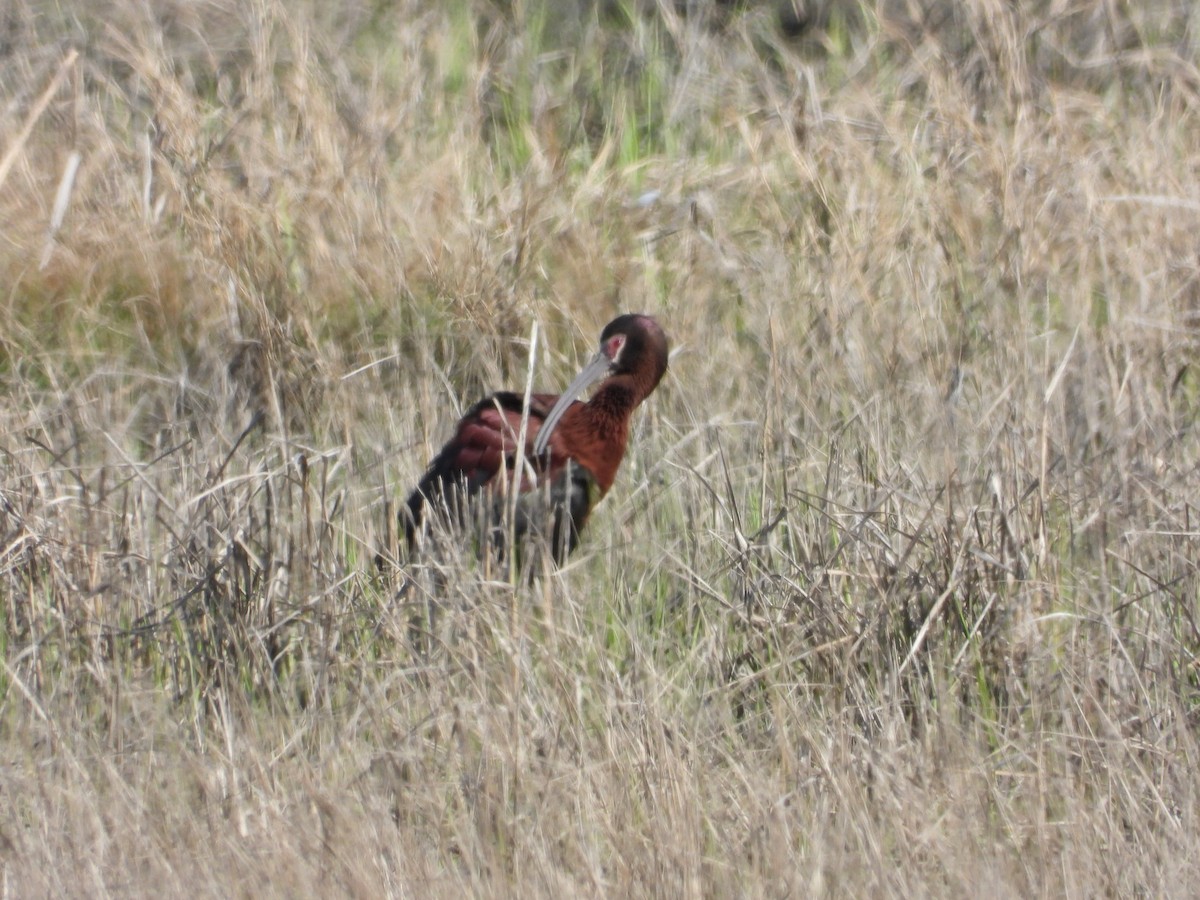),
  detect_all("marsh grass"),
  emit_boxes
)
[2,0,1200,894]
